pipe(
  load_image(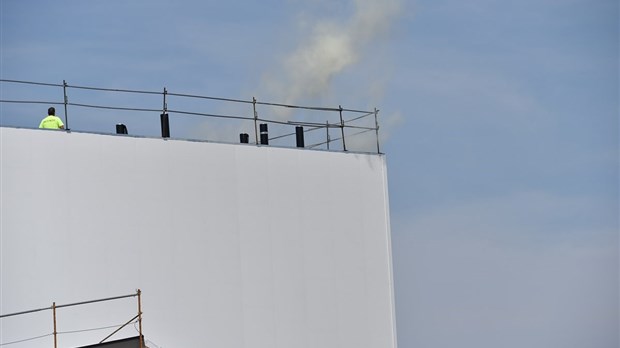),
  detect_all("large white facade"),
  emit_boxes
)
[0,127,396,348]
